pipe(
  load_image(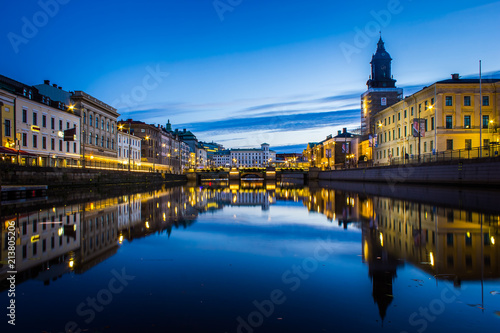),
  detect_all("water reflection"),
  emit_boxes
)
[1,182,499,331]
